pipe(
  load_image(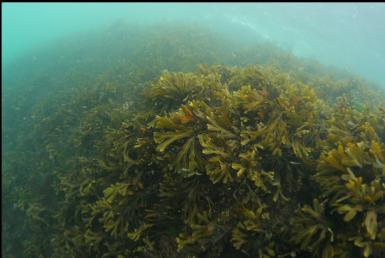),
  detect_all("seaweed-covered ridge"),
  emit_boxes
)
[2,24,385,258]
